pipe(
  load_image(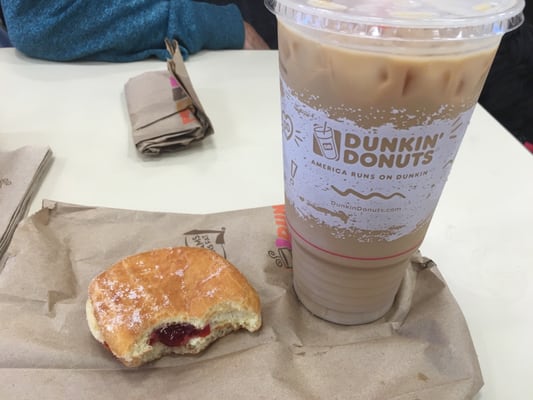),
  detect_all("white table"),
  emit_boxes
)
[1,48,532,399]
